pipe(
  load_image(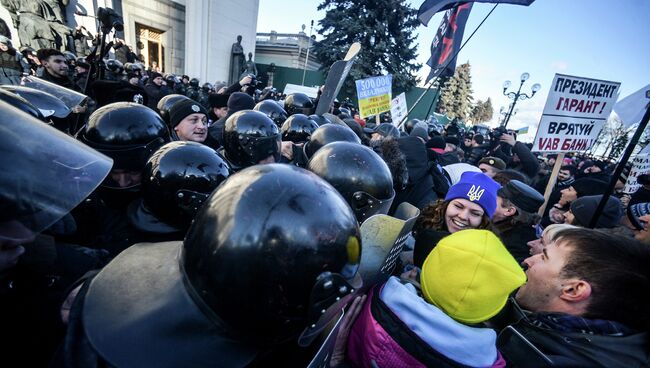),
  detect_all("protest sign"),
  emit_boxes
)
[623,145,650,194]
[284,83,319,99]
[355,75,392,118]
[532,74,620,153]
[390,92,408,126]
